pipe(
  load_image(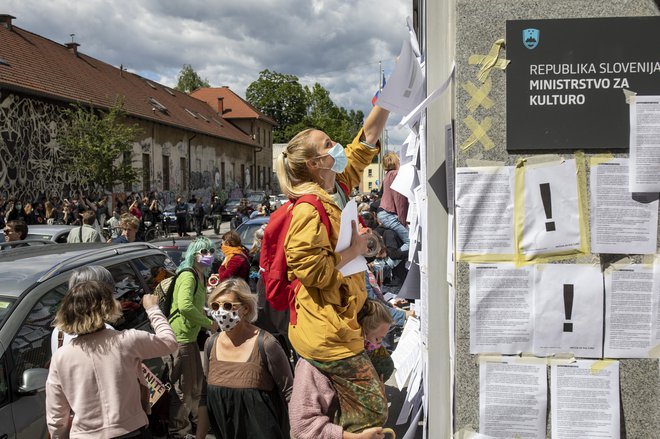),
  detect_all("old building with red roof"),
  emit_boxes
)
[0,14,272,203]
